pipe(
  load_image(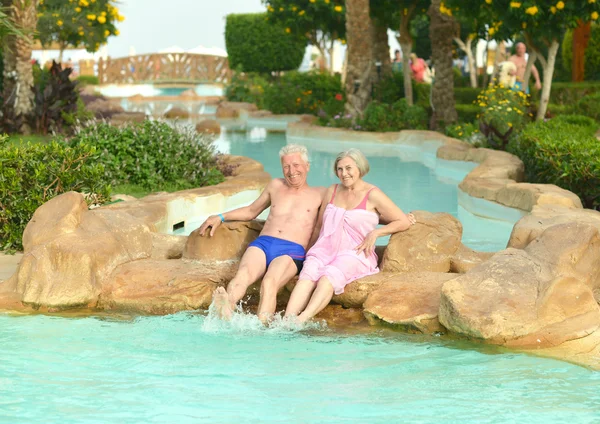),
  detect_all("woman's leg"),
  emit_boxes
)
[284,279,317,317]
[297,276,335,323]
